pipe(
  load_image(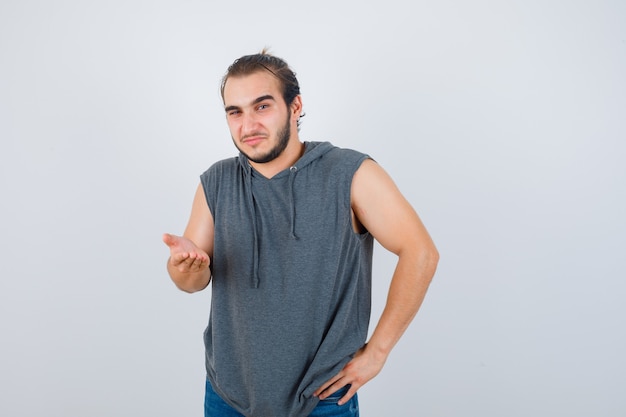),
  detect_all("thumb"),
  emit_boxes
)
[162,233,179,248]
